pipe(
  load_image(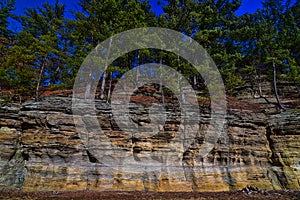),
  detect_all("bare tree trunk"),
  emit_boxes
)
[258,80,263,97]
[107,72,113,103]
[273,59,285,111]
[296,85,300,98]
[100,72,106,99]
[253,66,263,98]
[177,55,185,104]
[258,52,263,97]
[100,37,113,99]
[193,76,197,88]
[36,60,45,101]
[85,71,92,99]
[254,55,270,104]
[135,50,140,89]
[159,56,165,106]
